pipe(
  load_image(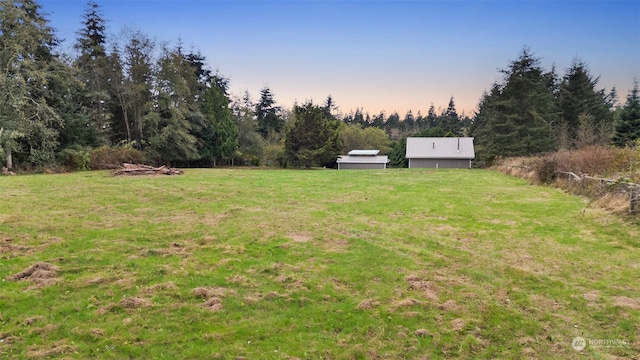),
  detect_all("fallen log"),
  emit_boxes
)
[113,163,184,176]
